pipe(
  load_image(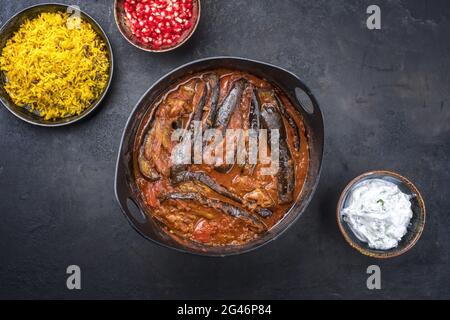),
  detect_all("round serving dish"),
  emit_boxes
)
[114,0,201,52]
[0,3,114,127]
[337,170,426,259]
[115,56,324,256]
